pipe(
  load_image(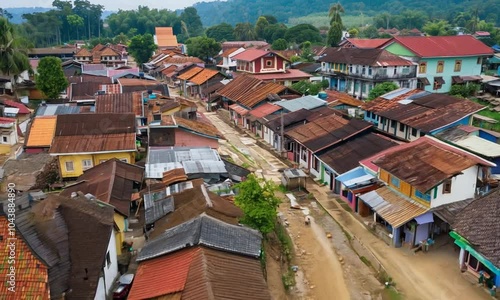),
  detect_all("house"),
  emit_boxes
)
[117,78,170,95]
[358,136,495,248]
[148,184,243,240]
[24,116,57,154]
[362,88,485,141]
[28,46,76,60]
[323,89,364,116]
[246,102,282,135]
[450,189,500,287]
[154,27,179,50]
[49,113,137,179]
[148,115,222,149]
[217,47,246,72]
[0,117,18,152]
[434,125,500,176]
[59,159,144,255]
[74,44,126,67]
[380,35,493,92]
[128,246,271,300]
[95,92,145,129]
[179,68,226,99]
[2,99,31,122]
[232,49,311,85]
[10,194,119,299]
[145,147,227,181]
[0,214,50,298]
[146,95,198,122]
[339,38,390,49]
[318,47,417,99]
[61,59,83,77]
